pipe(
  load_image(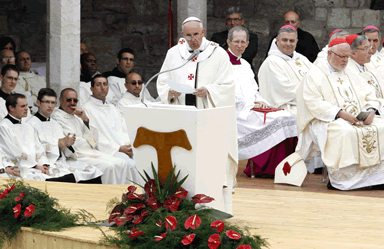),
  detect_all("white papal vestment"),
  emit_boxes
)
[258,38,313,116]
[297,59,384,190]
